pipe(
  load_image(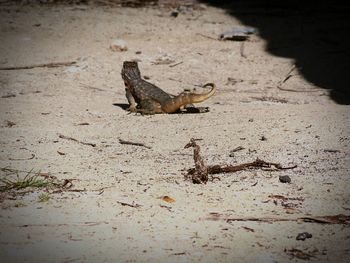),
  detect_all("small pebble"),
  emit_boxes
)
[296,232,312,241]
[279,175,291,183]
[110,39,128,52]
[170,10,179,17]
[260,135,267,141]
